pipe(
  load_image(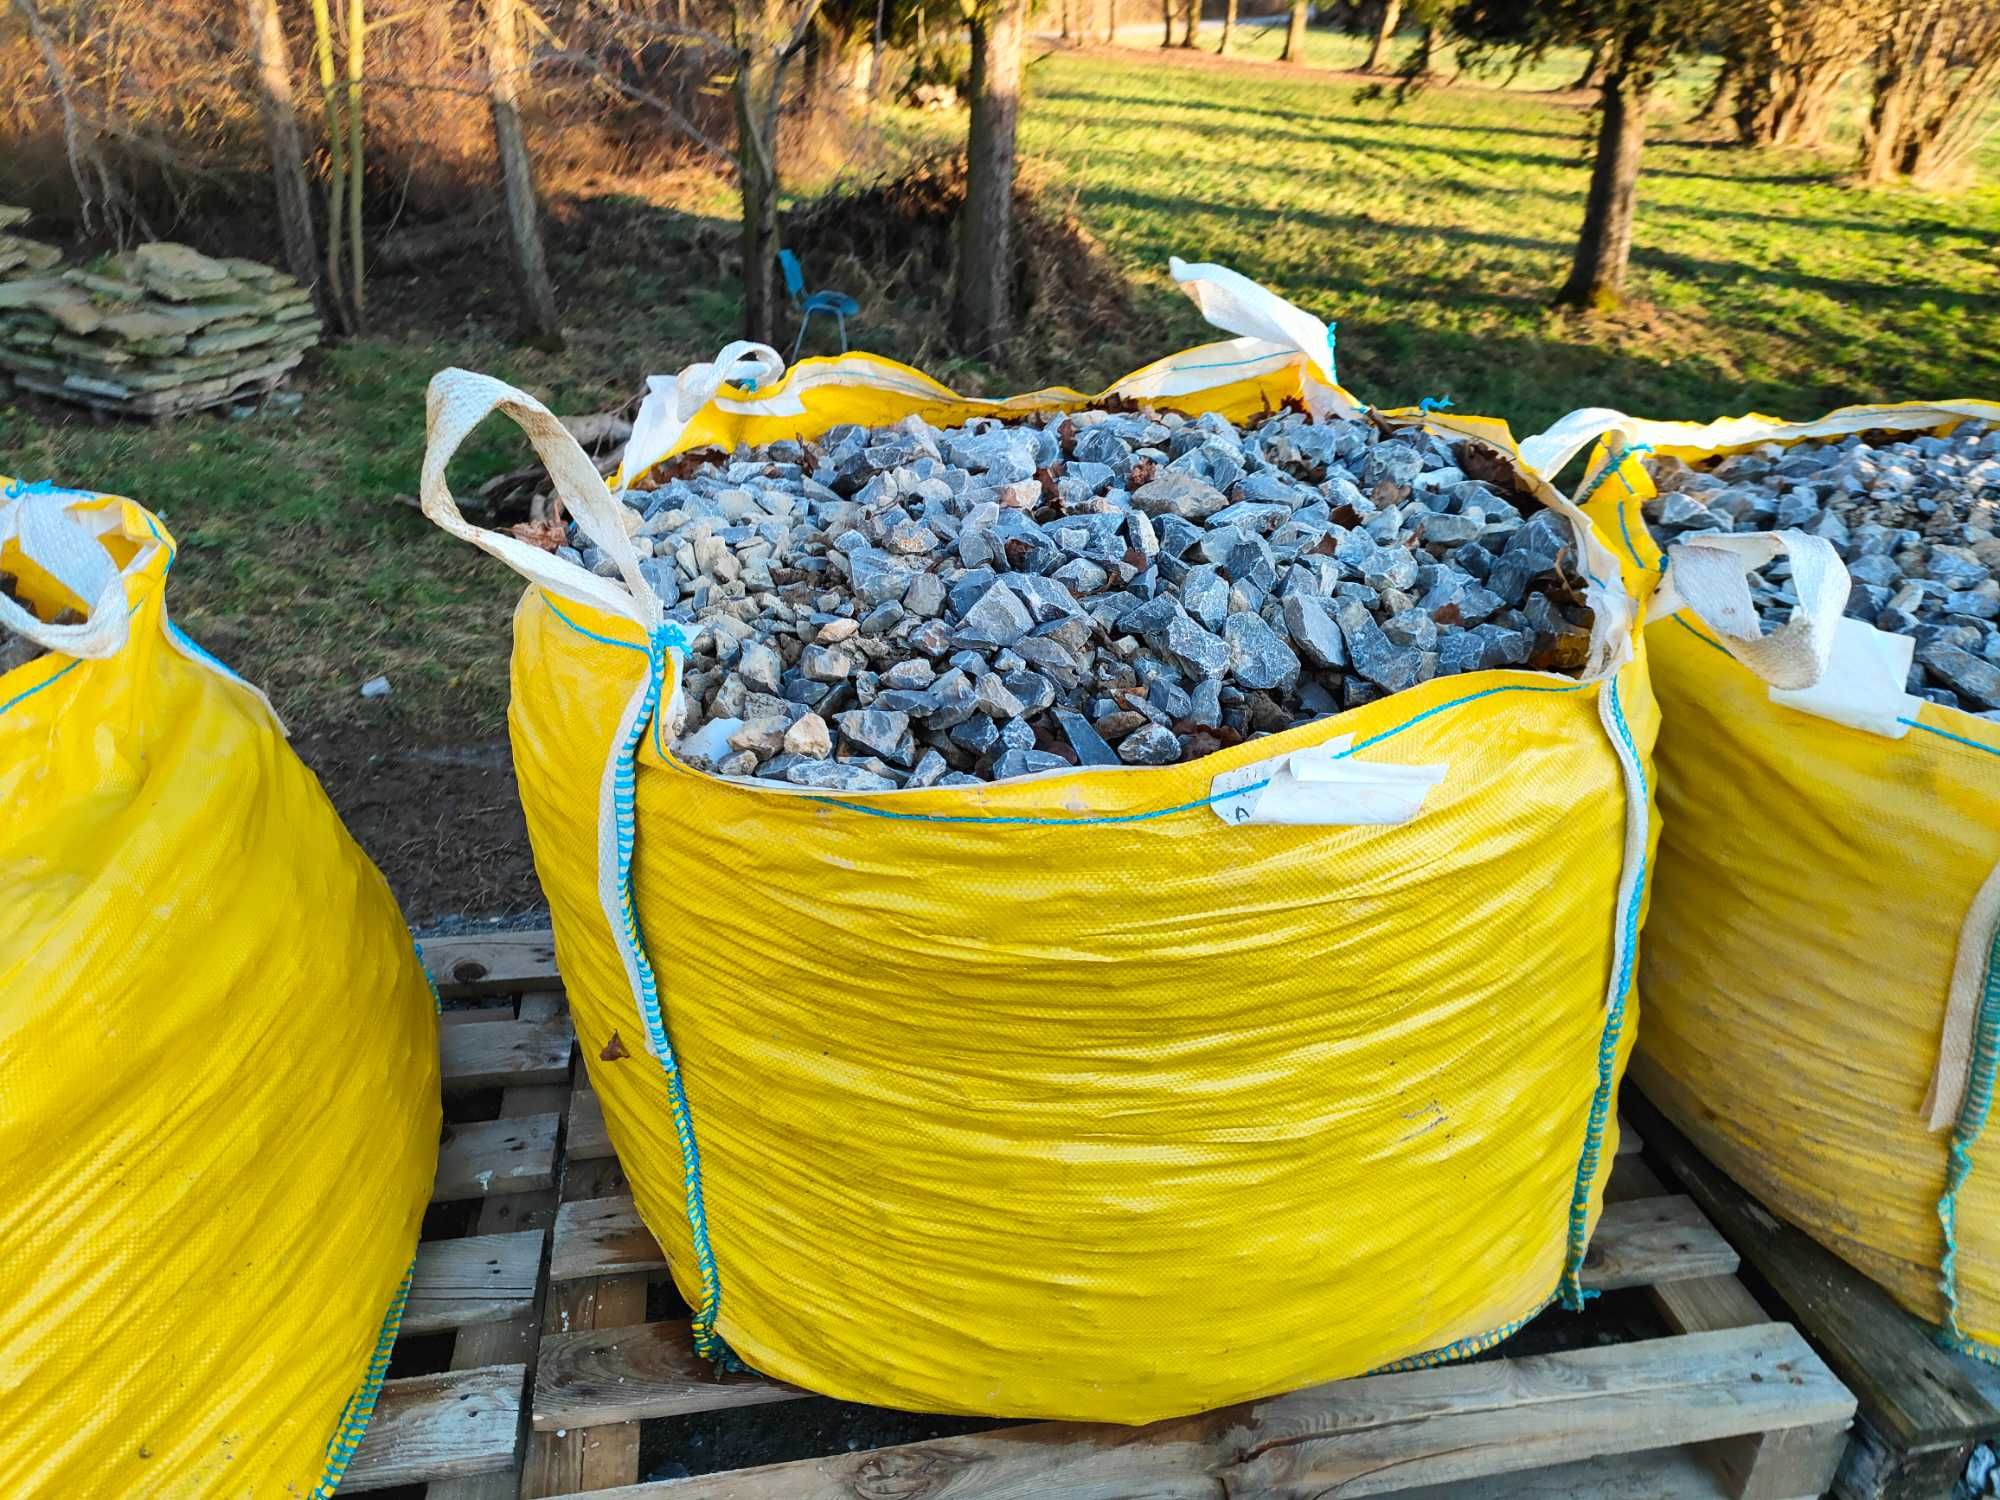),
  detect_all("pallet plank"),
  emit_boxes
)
[573,1325,1850,1499]
[535,1319,801,1428]
[423,930,559,996]
[522,1156,646,1497]
[441,1018,574,1092]
[403,1230,547,1335]
[433,1114,561,1203]
[1628,1088,2000,1454]
[428,1017,569,1500]
[567,1086,614,1161]
[551,1196,665,1282]
[338,1364,525,1491]
[1584,1195,1739,1290]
